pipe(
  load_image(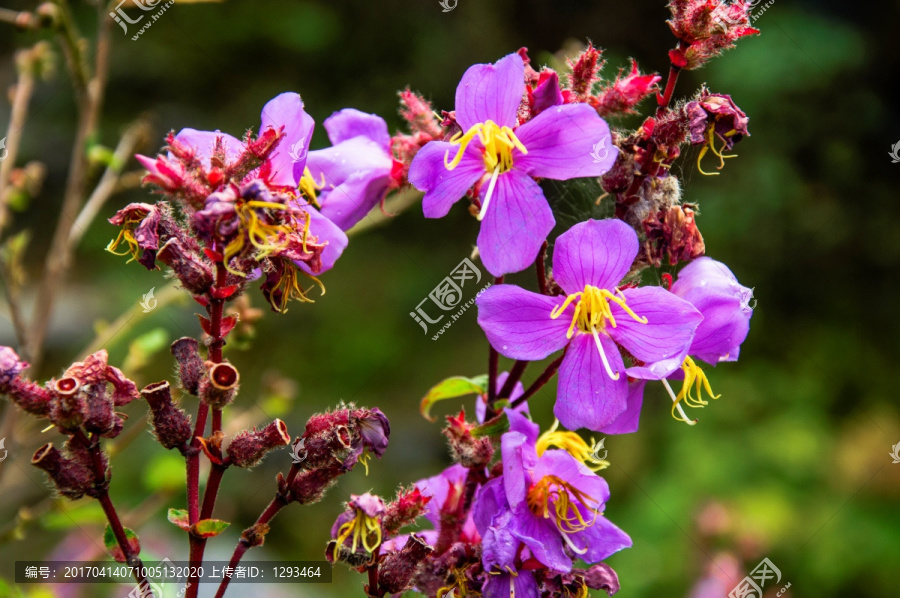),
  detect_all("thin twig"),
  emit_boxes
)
[0,48,37,236]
